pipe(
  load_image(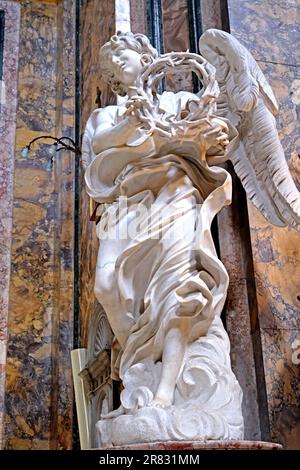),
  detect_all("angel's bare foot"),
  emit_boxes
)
[146,327,187,411]
[101,404,124,419]
[149,396,173,409]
